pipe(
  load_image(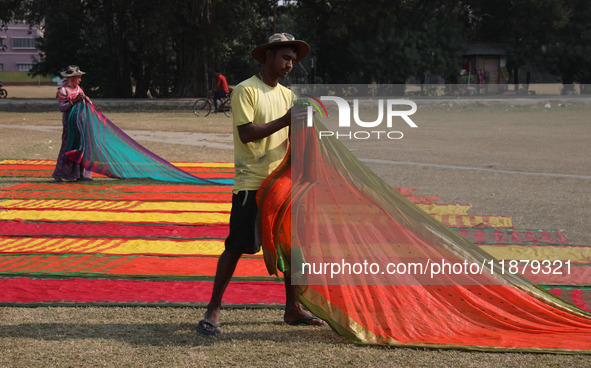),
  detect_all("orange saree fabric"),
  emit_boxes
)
[257,122,591,353]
